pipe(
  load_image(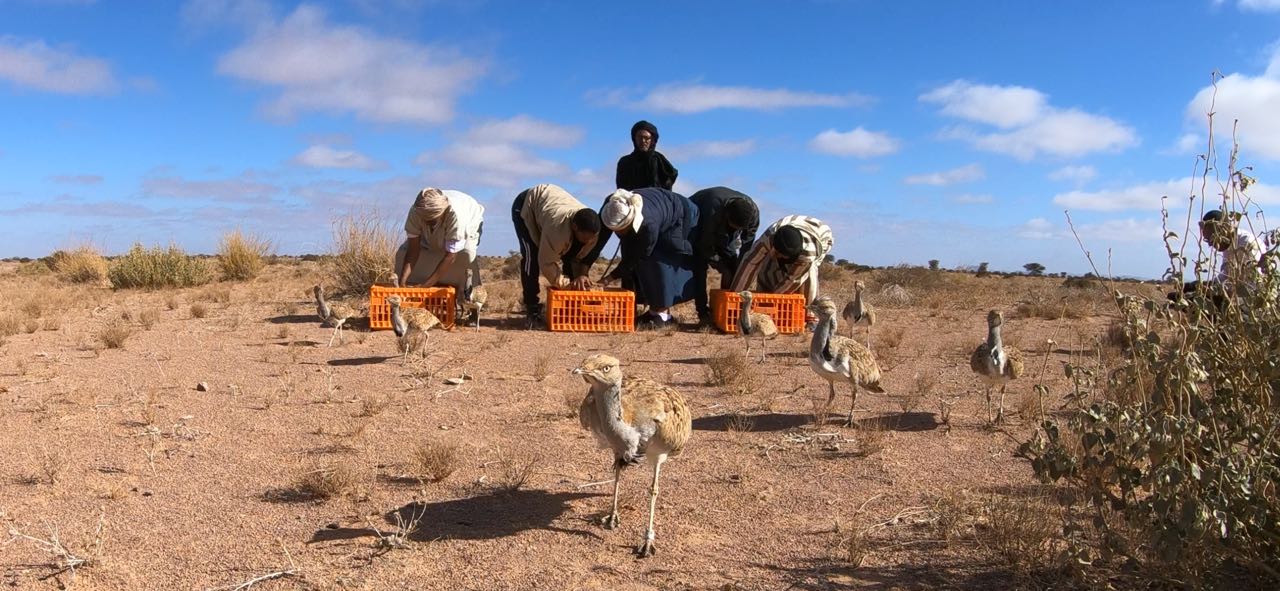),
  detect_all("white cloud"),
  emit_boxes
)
[142,173,281,203]
[215,5,485,125]
[1018,217,1058,240]
[0,36,118,94]
[922,80,1137,160]
[920,81,1046,128]
[1048,165,1097,185]
[462,115,583,148]
[290,144,384,170]
[417,115,581,188]
[1239,0,1280,11]
[664,139,757,161]
[605,82,871,114]
[1074,218,1165,242]
[1053,177,1280,211]
[1171,133,1202,154]
[808,127,901,158]
[903,163,984,186]
[1185,46,1280,160]
[952,194,994,204]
